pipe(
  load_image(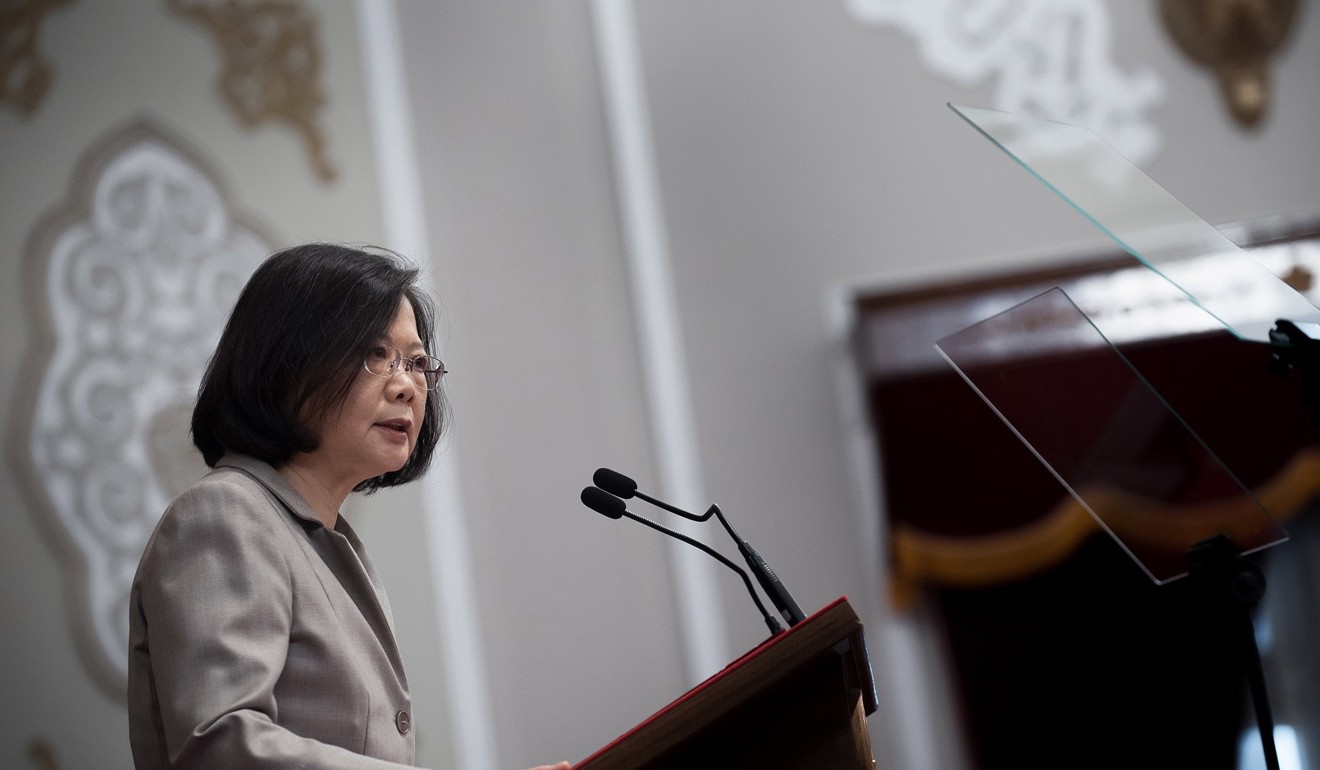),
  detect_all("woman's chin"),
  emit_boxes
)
[365,432,414,471]
[356,451,411,483]
[380,454,410,476]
